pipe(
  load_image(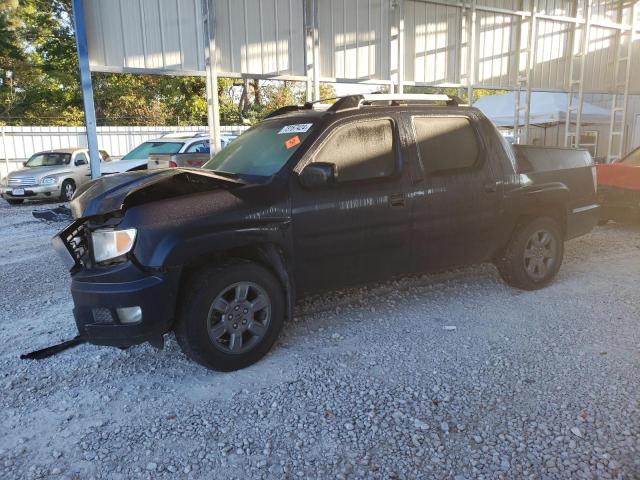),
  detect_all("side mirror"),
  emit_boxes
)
[299,162,336,188]
[22,162,27,167]
[75,158,87,166]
